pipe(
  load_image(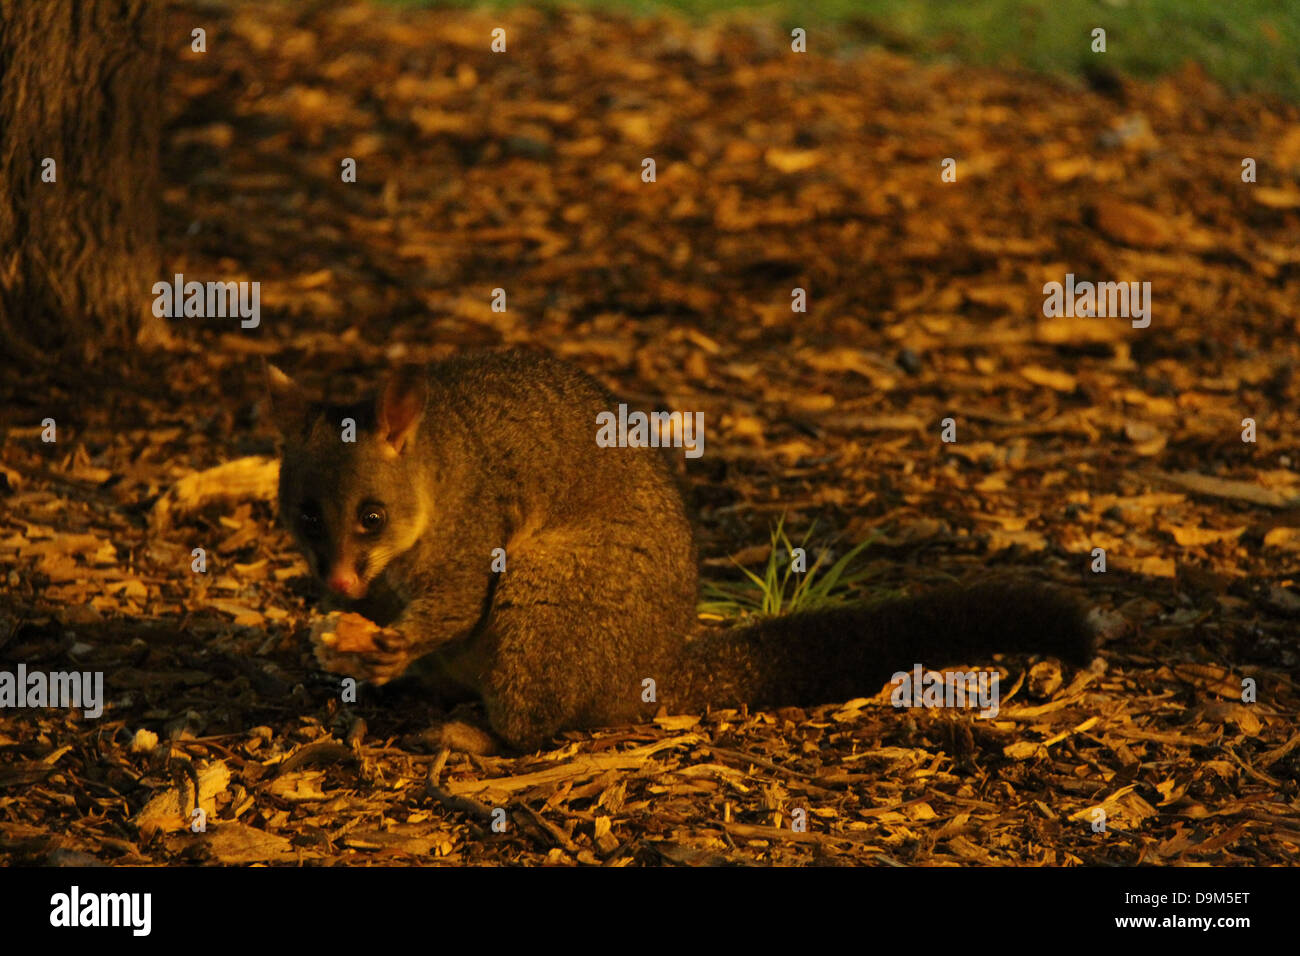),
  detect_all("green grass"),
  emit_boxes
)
[698,516,894,620]
[389,0,1300,102]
